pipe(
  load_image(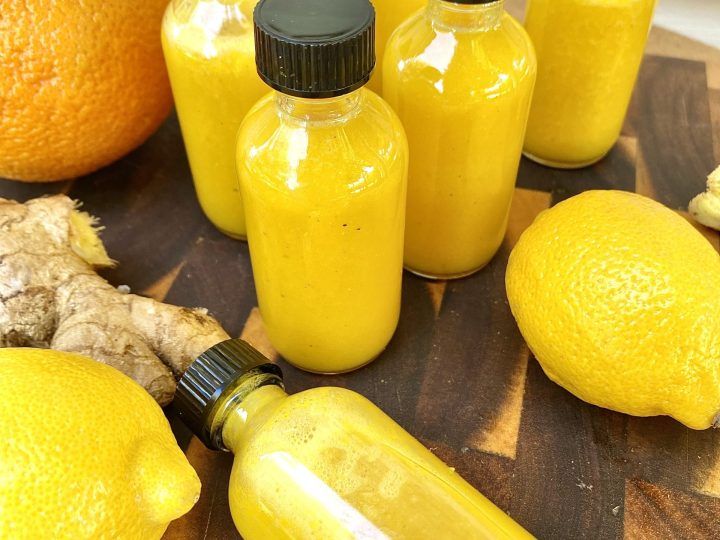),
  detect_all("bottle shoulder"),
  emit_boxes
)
[502,13,536,60]
[229,386,402,474]
[384,11,536,98]
[237,90,408,199]
[162,0,256,57]
[266,387,389,430]
[231,385,437,471]
[239,90,405,140]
